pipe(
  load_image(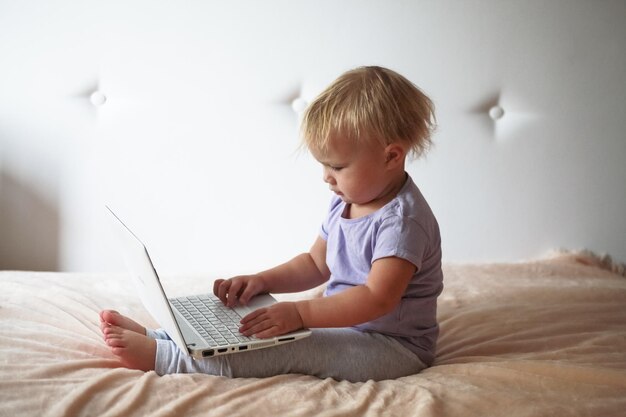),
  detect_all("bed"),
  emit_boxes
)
[0,251,625,417]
